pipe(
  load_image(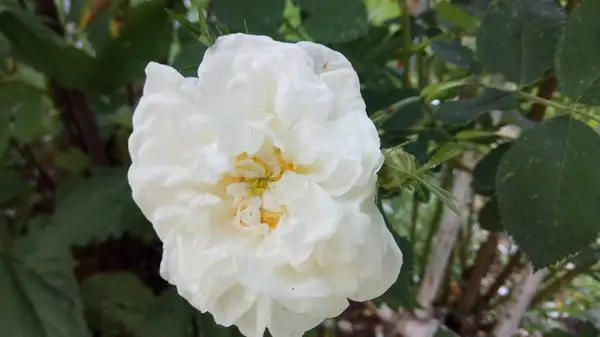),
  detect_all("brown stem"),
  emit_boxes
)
[480,249,523,309]
[457,233,498,313]
[526,75,557,122]
[36,0,109,166]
